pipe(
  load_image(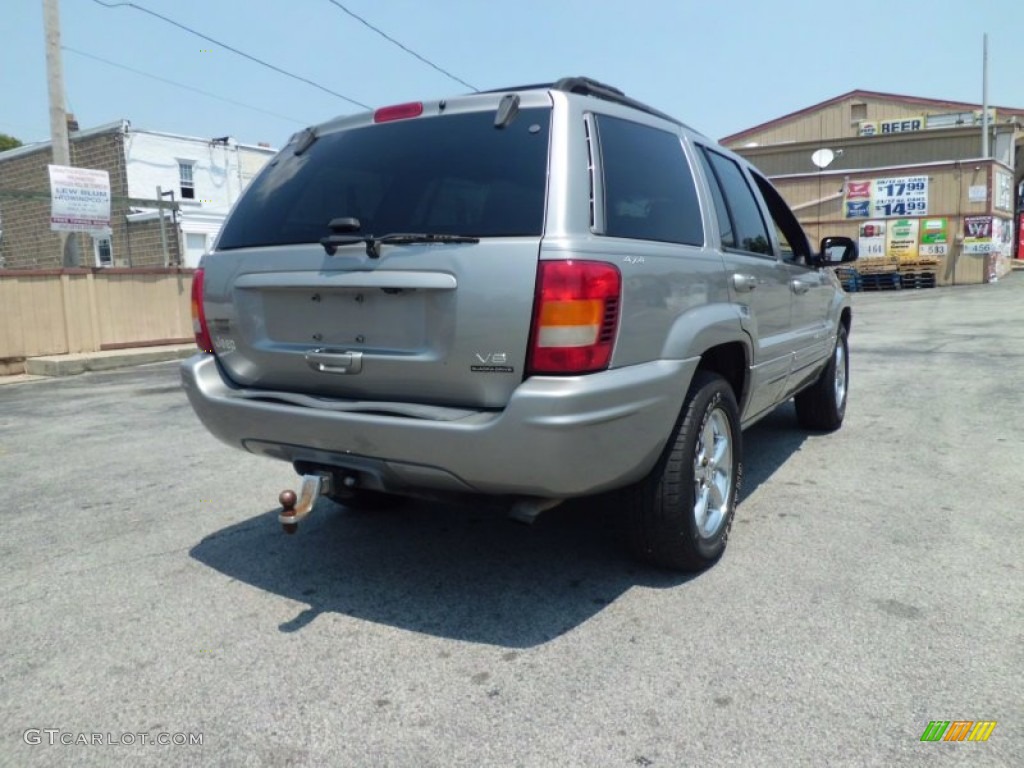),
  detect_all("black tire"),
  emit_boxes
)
[624,371,742,572]
[794,325,848,431]
[327,489,403,511]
